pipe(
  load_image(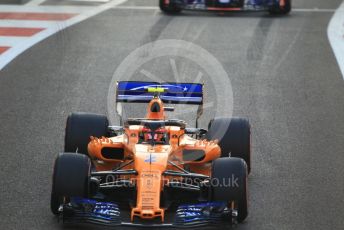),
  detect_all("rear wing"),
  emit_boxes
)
[116,81,203,104]
[115,81,204,127]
